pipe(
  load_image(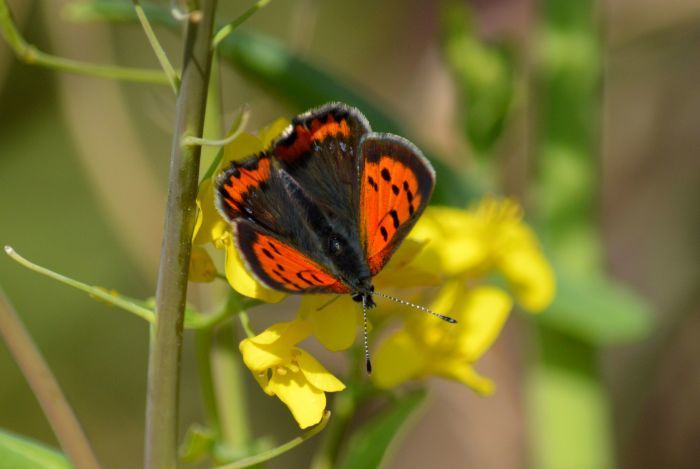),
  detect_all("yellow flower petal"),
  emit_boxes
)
[301,295,359,351]
[188,246,217,283]
[498,247,555,313]
[193,179,229,246]
[248,319,313,346]
[372,330,426,389]
[240,339,288,372]
[258,118,289,148]
[251,370,275,396]
[456,286,513,361]
[223,232,286,303]
[222,133,265,165]
[409,207,488,276]
[434,361,495,395]
[193,198,204,241]
[239,320,312,371]
[268,366,327,429]
[297,349,345,392]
